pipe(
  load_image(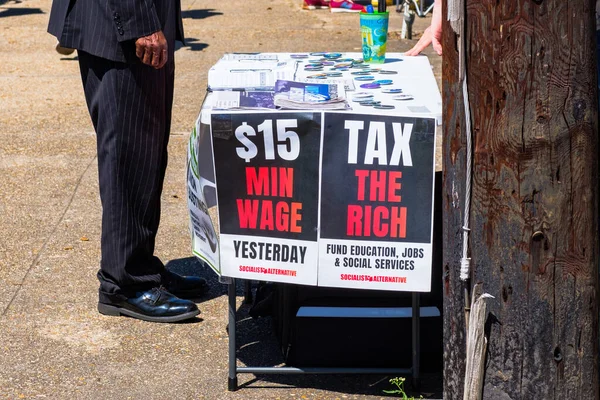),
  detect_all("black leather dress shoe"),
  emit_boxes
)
[98,287,200,323]
[163,270,209,299]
